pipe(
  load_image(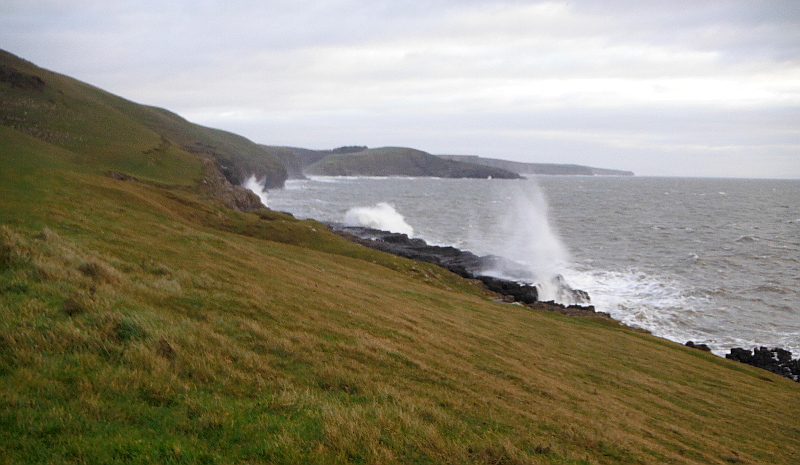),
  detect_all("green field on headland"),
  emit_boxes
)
[2,49,800,464]
[304,146,522,179]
